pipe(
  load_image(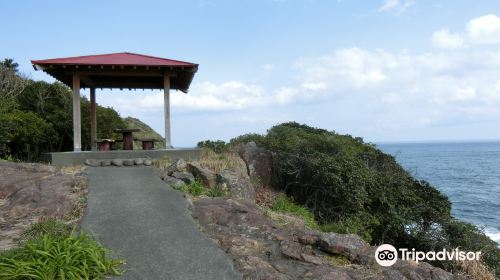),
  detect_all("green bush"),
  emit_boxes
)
[0,229,123,279]
[197,140,229,154]
[228,122,500,275]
